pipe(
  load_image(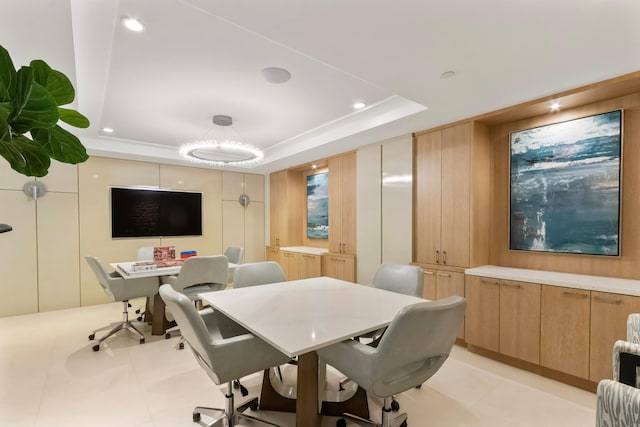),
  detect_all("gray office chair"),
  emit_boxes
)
[596,380,640,426]
[133,246,155,320]
[232,261,287,288]
[159,284,290,427]
[164,255,229,348]
[85,256,159,352]
[318,296,467,427]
